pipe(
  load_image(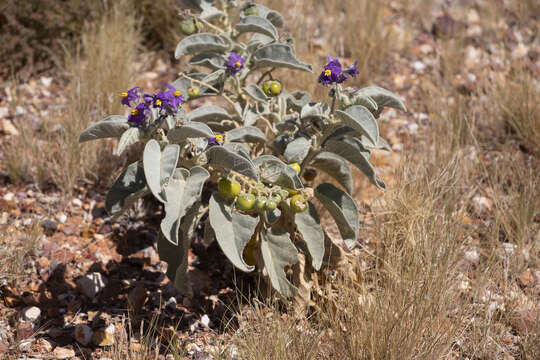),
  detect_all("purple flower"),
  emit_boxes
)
[121,86,141,107]
[318,56,359,86]
[128,102,150,126]
[145,84,184,112]
[225,52,245,75]
[207,134,224,146]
